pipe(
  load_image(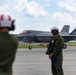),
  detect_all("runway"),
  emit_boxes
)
[13,46,76,75]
